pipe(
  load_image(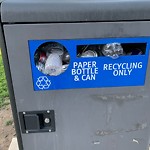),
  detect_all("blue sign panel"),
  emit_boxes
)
[28,37,150,91]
